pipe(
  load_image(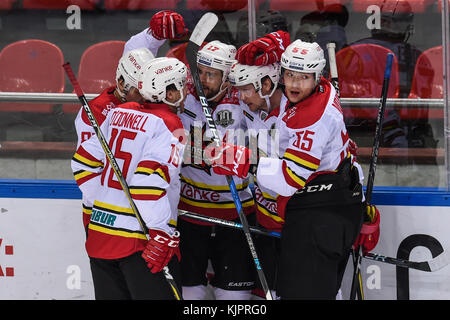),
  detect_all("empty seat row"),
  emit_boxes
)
[0,39,124,113]
[0,39,445,115]
[0,0,246,11]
